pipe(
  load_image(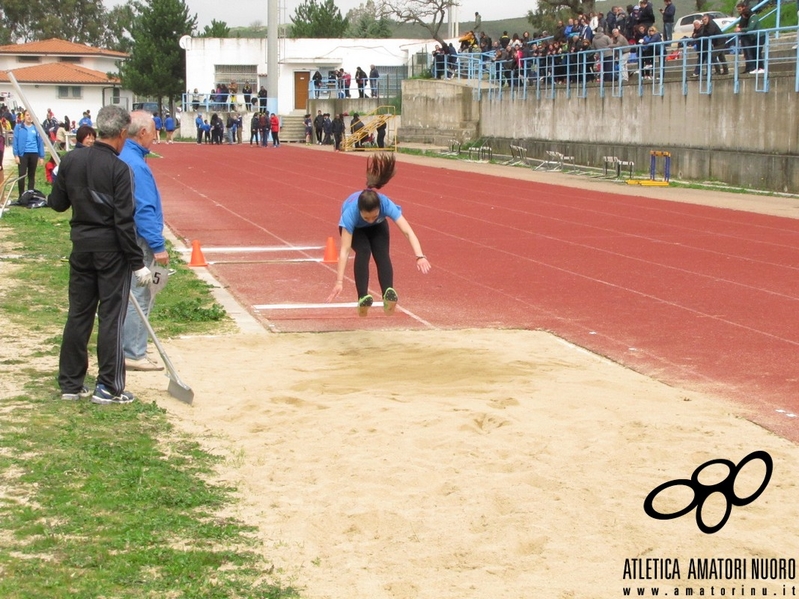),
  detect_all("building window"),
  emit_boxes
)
[18,56,40,63]
[59,57,82,63]
[214,65,258,86]
[57,86,82,99]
